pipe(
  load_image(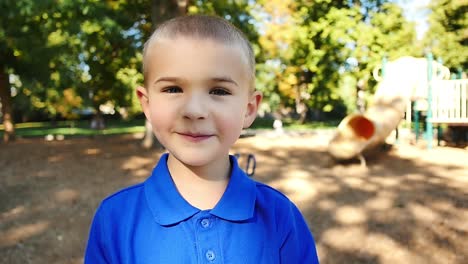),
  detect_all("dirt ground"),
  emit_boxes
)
[1,131,467,264]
